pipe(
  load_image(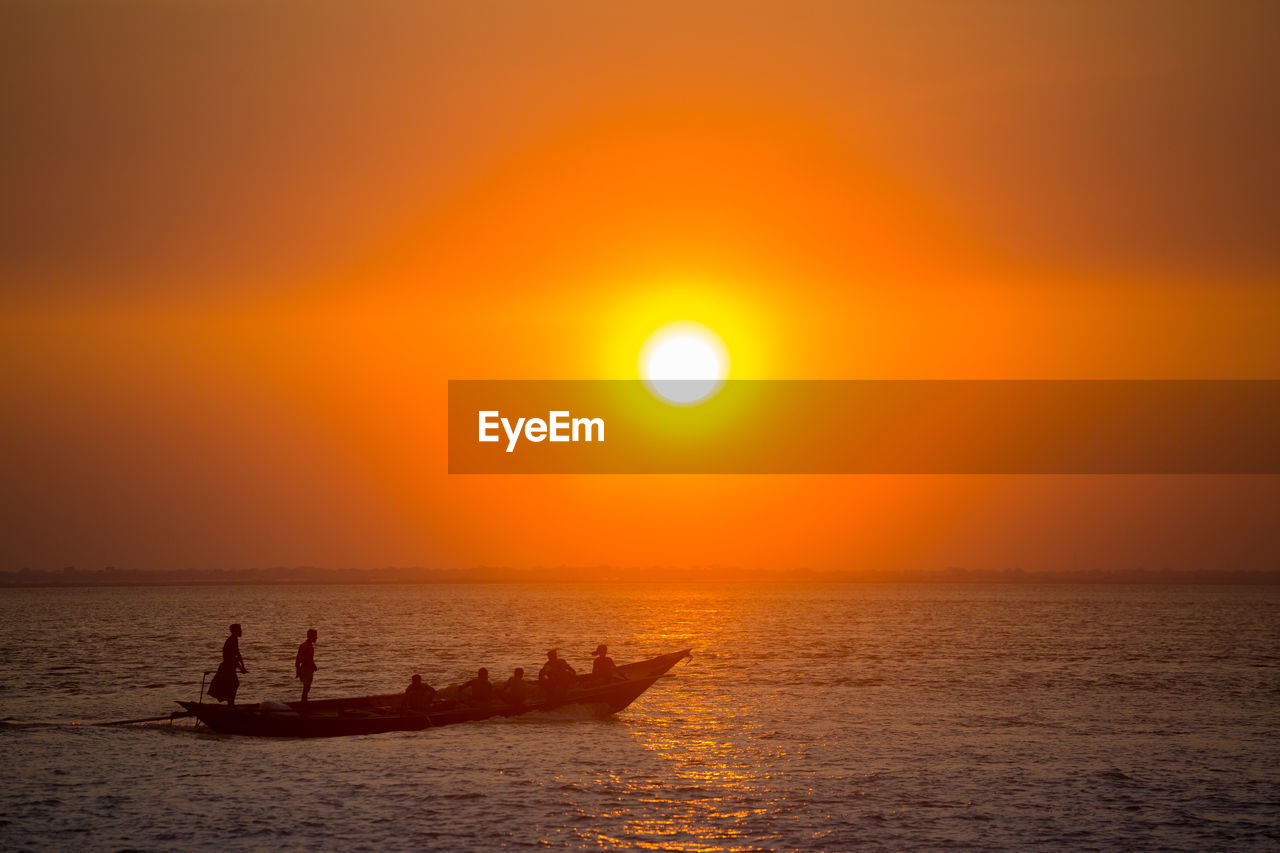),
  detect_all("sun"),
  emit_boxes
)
[639,321,729,404]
